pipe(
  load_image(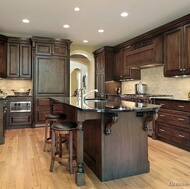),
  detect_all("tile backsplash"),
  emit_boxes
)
[0,79,32,95]
[122,66,190,99]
